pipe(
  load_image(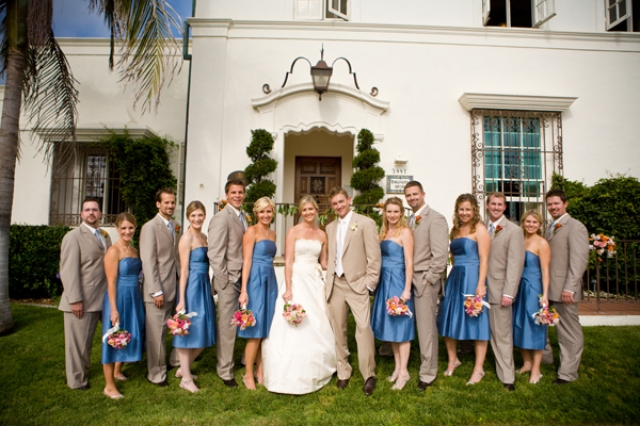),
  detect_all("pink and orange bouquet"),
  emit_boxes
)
[101,323,131,350]
[167,310,197,336]
[533,305,560,326]
[231,308,256,330]
[386,296,413,318]
[463,294,491,317]
[282,303,307,326]
[589,233,616,261]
